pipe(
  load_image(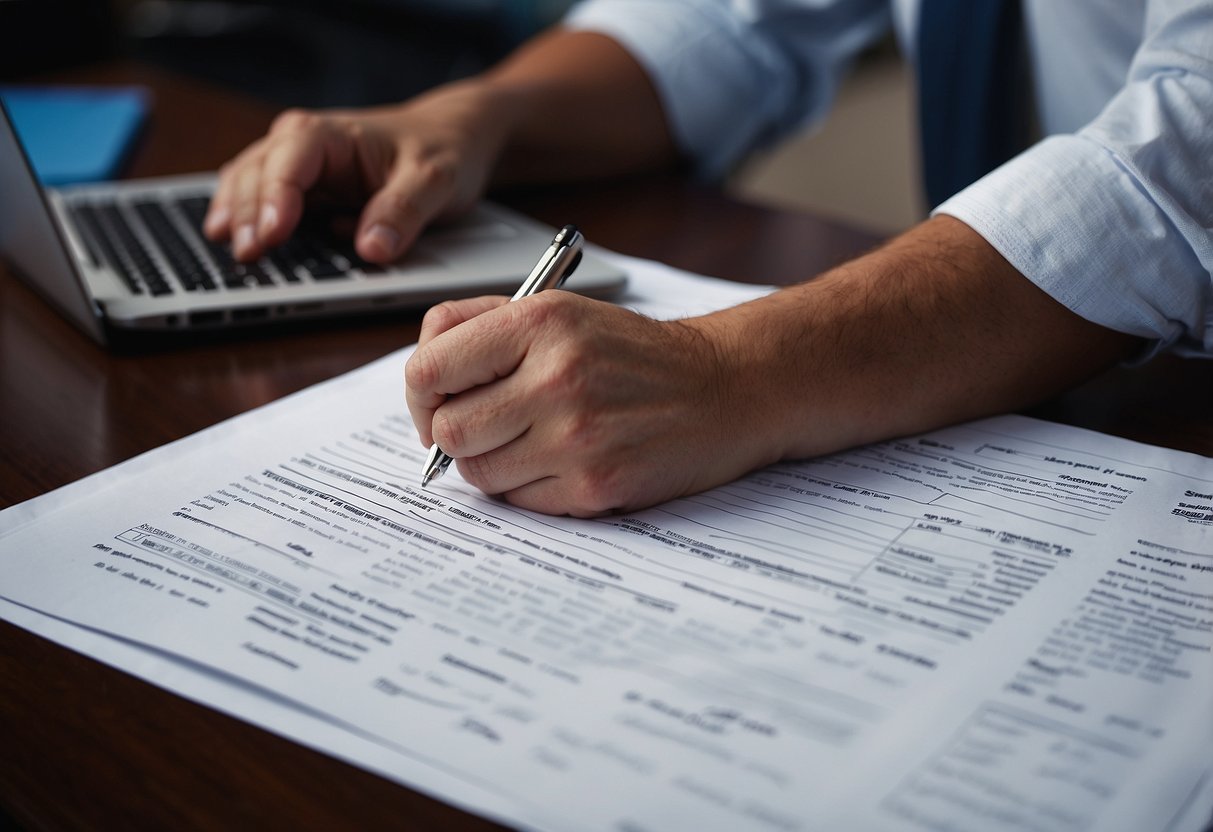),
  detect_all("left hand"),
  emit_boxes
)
[203,80,511,263]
